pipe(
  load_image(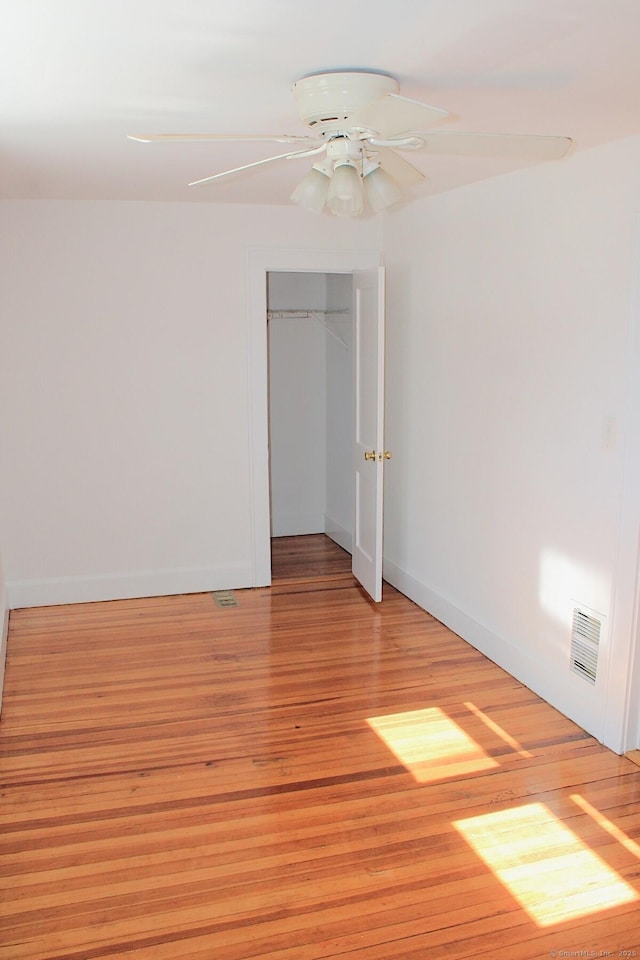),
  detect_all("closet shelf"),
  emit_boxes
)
[267,308,350,349]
